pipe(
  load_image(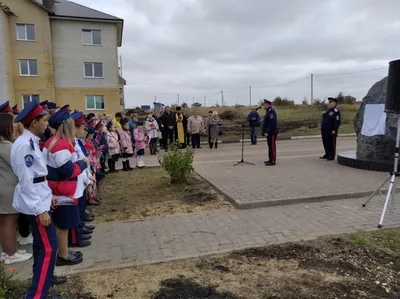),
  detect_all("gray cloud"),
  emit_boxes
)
[75,0,397,107]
